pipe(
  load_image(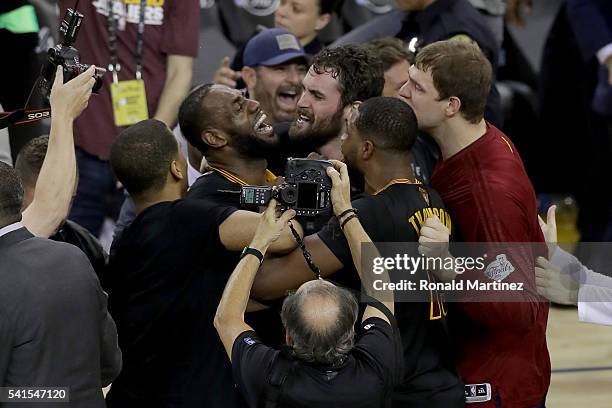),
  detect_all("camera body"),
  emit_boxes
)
[39,8,105,103]
[240,158,333,217]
